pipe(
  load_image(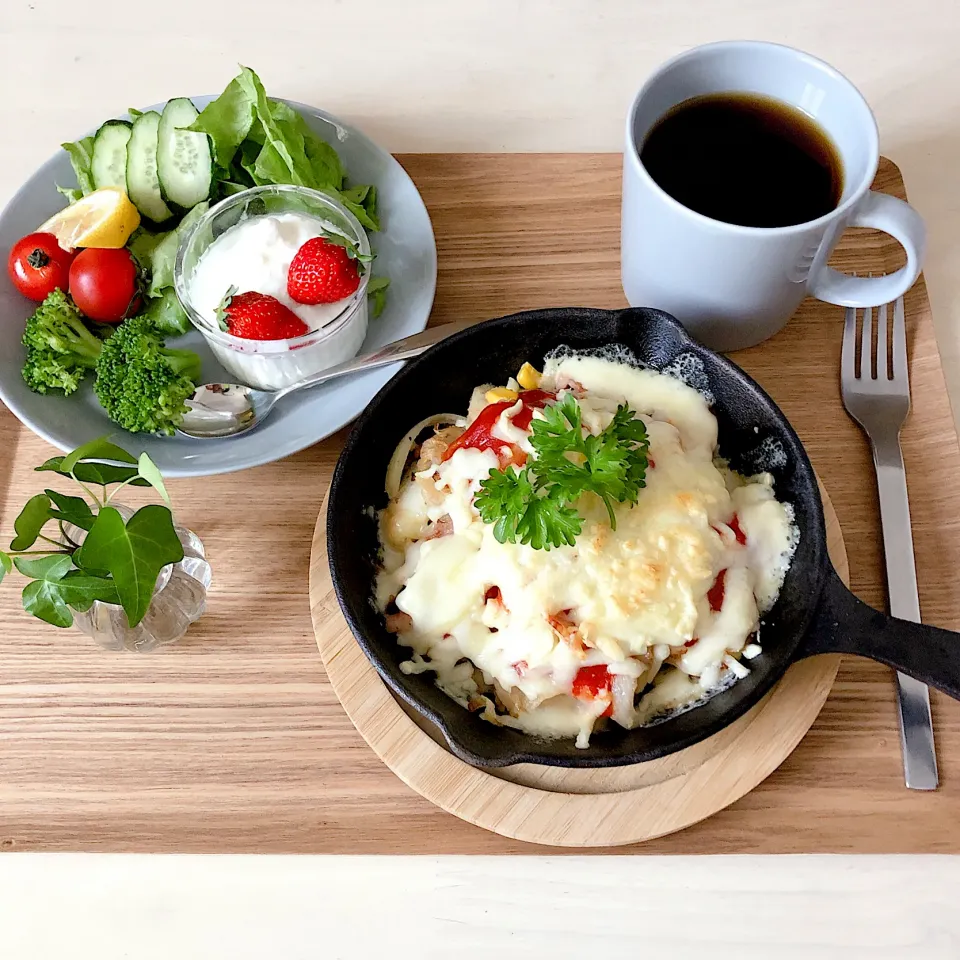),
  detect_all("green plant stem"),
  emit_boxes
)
[38,533,70,549]
[70,472,102,509]
[6,550,71,557]
[105,476,138,505]
[59,521,81,550]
